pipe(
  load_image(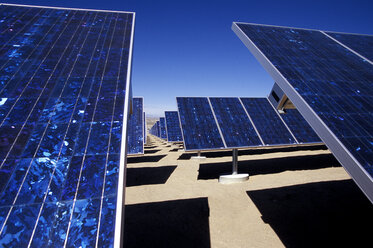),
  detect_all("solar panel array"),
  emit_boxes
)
[232,22,373,202]
[164,111,183,142]
[127,97,144,155]
[0,4,134,247]
[177,97,321,151]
